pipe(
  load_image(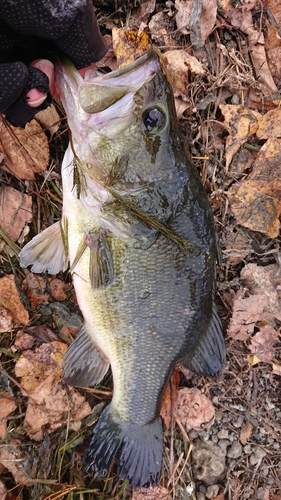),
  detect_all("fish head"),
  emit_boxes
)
[56,49,187,220]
